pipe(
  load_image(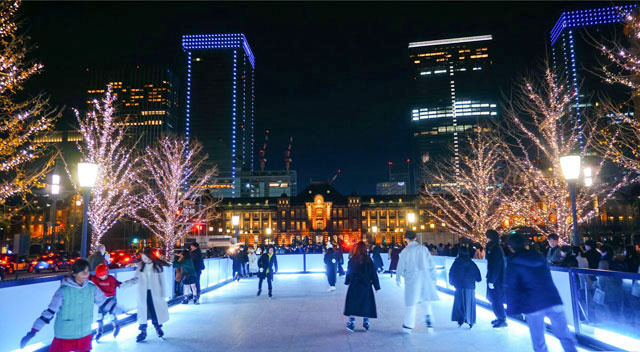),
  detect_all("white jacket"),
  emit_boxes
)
[135,263,170,325]
[248,252,258,272]
[396,241,440,305]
